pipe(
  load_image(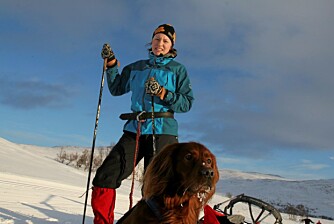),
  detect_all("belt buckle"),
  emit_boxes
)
[136,111,146,122]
